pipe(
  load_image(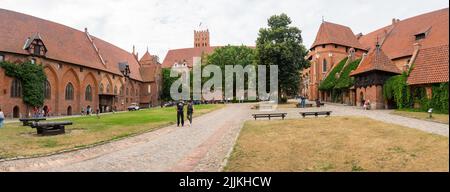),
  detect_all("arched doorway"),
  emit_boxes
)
[13,106,20,118]
[67,106,72,116]
[359,91,365,107]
